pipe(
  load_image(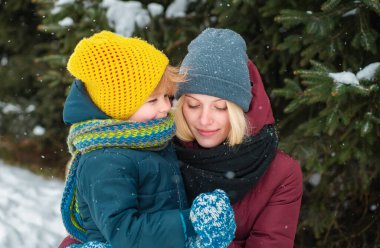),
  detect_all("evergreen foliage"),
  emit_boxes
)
[0,0,59,168]
[275,60,380,247]
[0,0,46,136]
[273,0,380,246]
